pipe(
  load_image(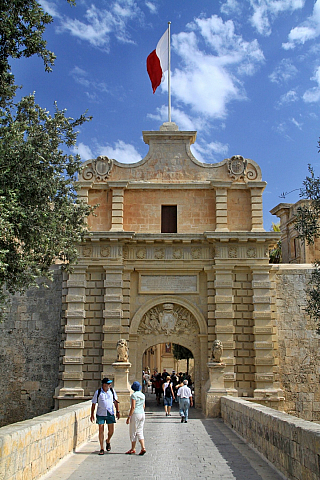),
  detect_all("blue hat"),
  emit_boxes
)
[102,378,112,384]
[131,381,141,391]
